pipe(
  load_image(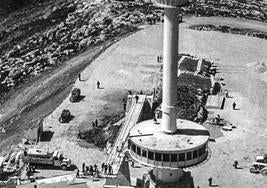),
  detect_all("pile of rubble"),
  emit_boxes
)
[183,0,267,22]
[190,24,267,40]
[0,0,161,92]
